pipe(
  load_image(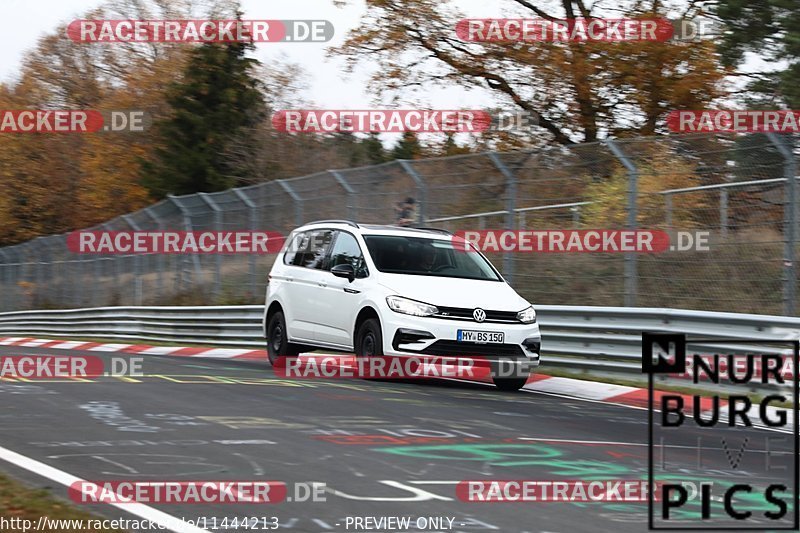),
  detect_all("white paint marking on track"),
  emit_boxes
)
[523,377,639,399]
[0,444,208,533]
[87,344,134,352]
[138,346,184,355]
[20,339,51,347]
[191,348,253,358]
[50,341,91,350]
